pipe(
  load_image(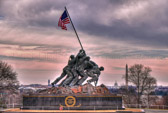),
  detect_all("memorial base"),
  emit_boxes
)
[22,95,124,110]
[13,84,144,113]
